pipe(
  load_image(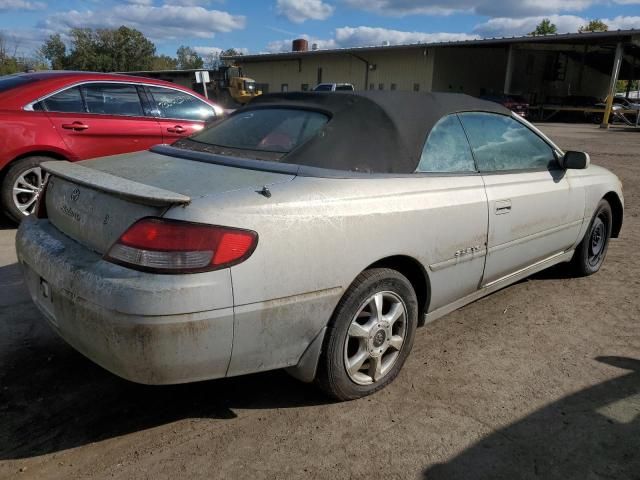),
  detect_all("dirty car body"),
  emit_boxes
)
[16,91,623,398]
